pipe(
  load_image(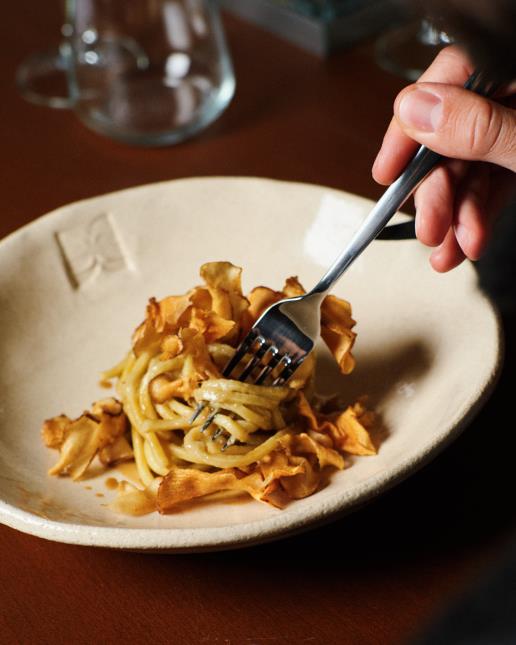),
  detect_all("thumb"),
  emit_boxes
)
[394,82,516,172]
